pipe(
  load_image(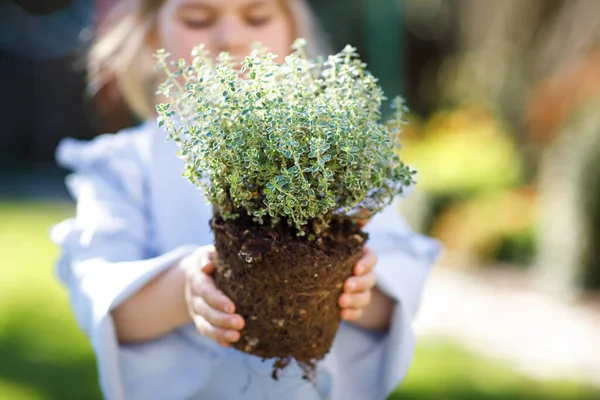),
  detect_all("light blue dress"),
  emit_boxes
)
[50,119,441,400]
